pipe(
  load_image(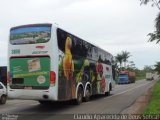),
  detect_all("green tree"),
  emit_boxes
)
[148,31,160,43]
[140,0,160,43]
[143,65,154,72]
[140,0,160,9]
[127,61,136,70]
[121,51,131,68]
[154,62,160,74]
[148,12,160,43]
[115,54,123,69]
